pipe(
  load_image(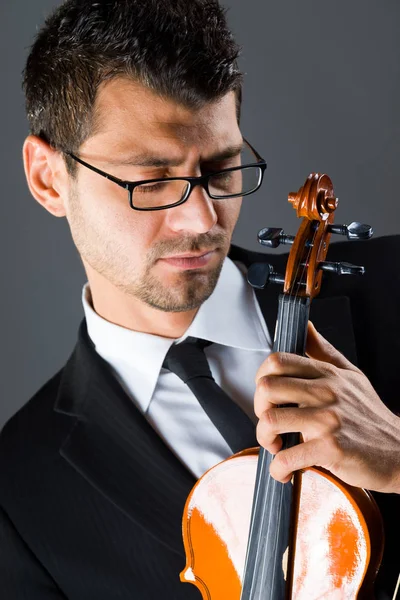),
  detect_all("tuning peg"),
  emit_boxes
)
[328,222,373,241]
[319,261,365,275]
[247,262,285,289]
[257,227,296,248]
